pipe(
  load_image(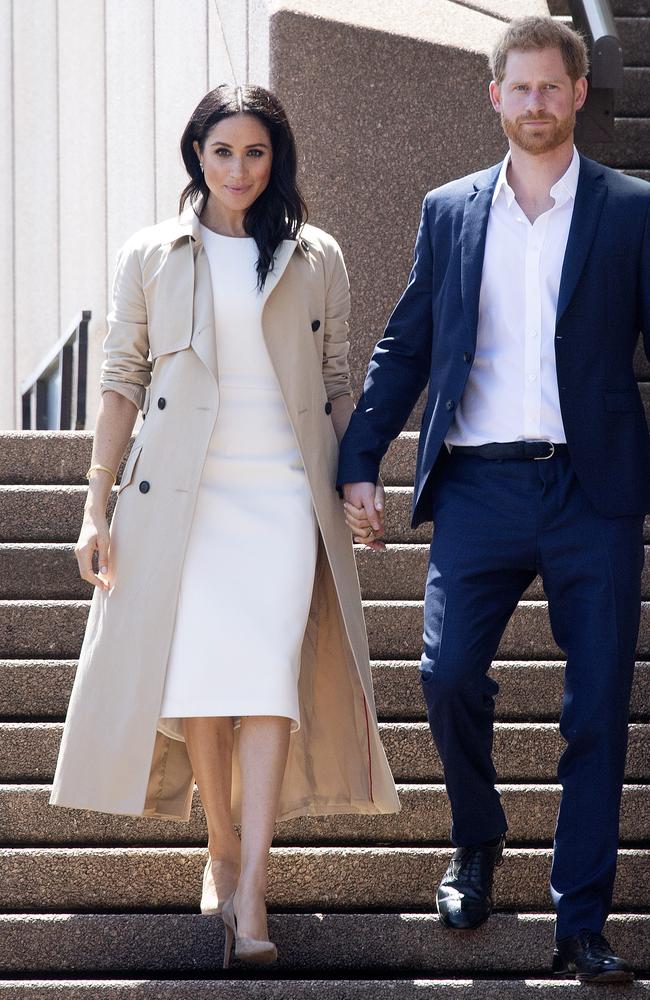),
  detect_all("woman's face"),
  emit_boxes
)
[194,113,273,216]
